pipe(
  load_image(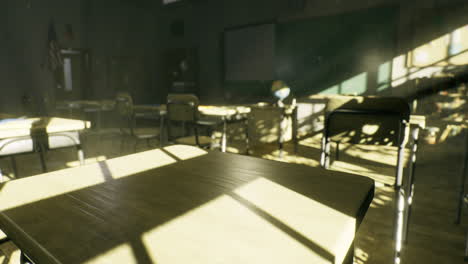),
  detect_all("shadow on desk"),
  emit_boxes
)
[0,145,373,264]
